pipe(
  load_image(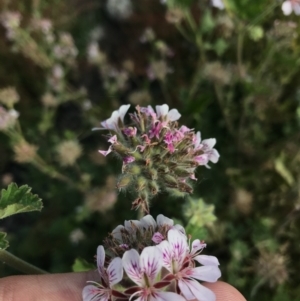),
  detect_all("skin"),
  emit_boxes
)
[0,272,246,301]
